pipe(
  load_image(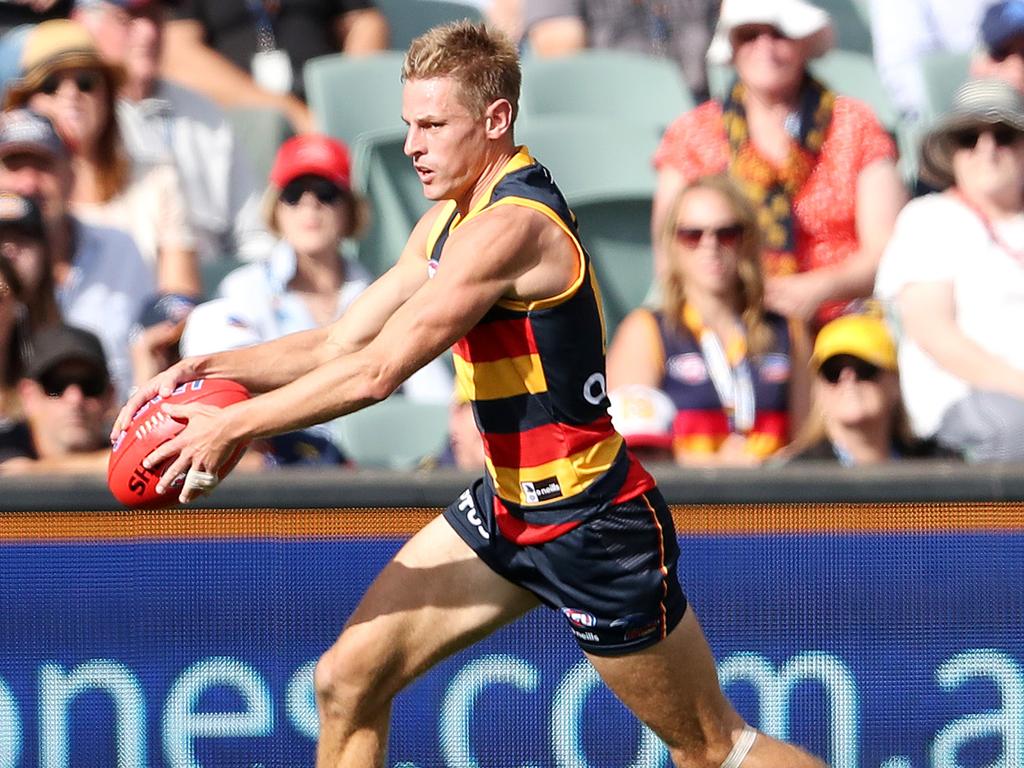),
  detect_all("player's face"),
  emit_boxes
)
[402,77,489,202]
[672,187,742,300]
